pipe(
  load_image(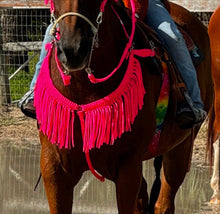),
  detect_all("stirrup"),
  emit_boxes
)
[176,91,206,129]
[18,89,34,108]
[18,89,36,119]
